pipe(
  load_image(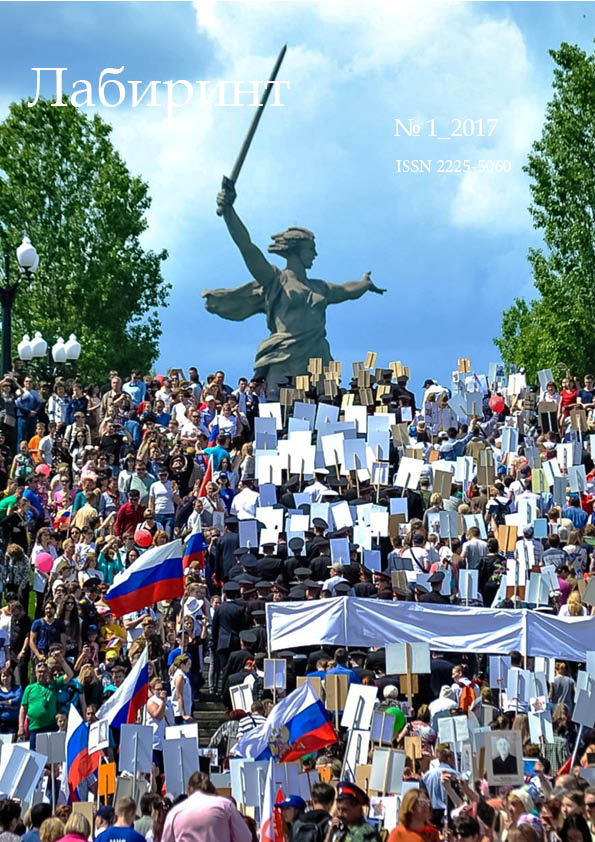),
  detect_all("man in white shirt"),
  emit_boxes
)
[230,481,259,520]
[39,424,56,466]
[304,468,331,502]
